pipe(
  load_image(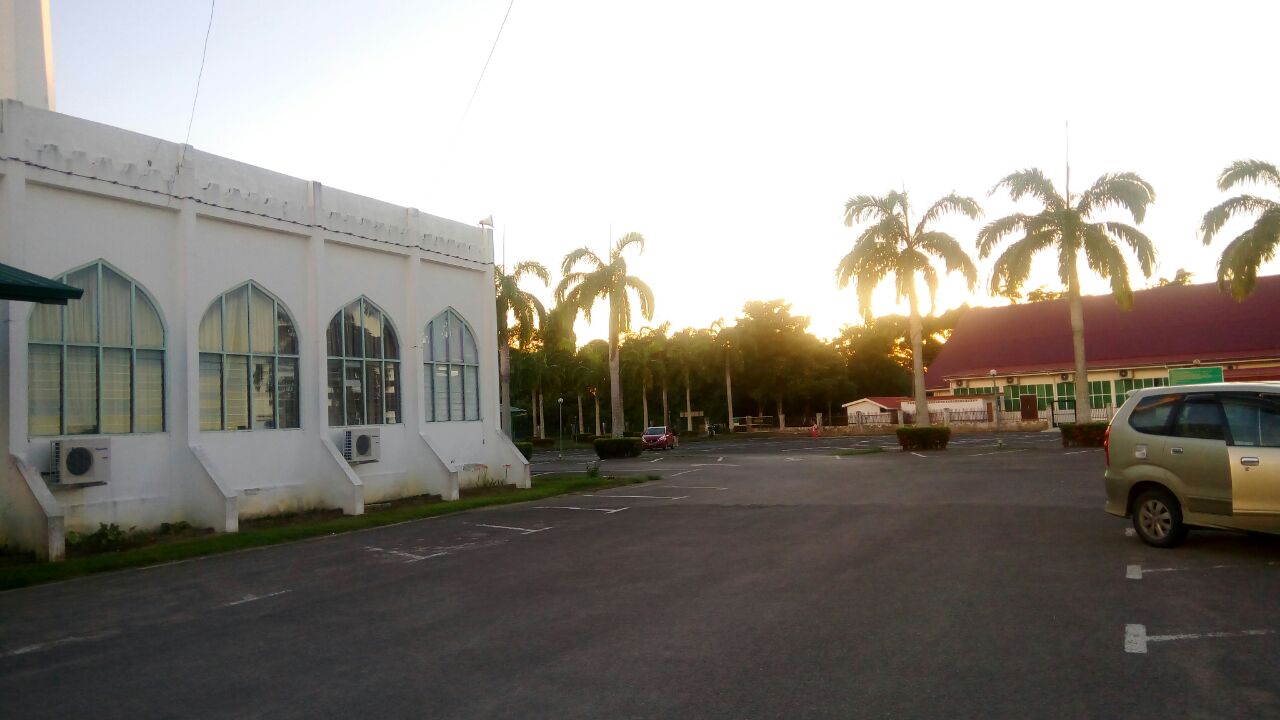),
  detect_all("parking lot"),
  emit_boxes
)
[3,432,1279,718]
